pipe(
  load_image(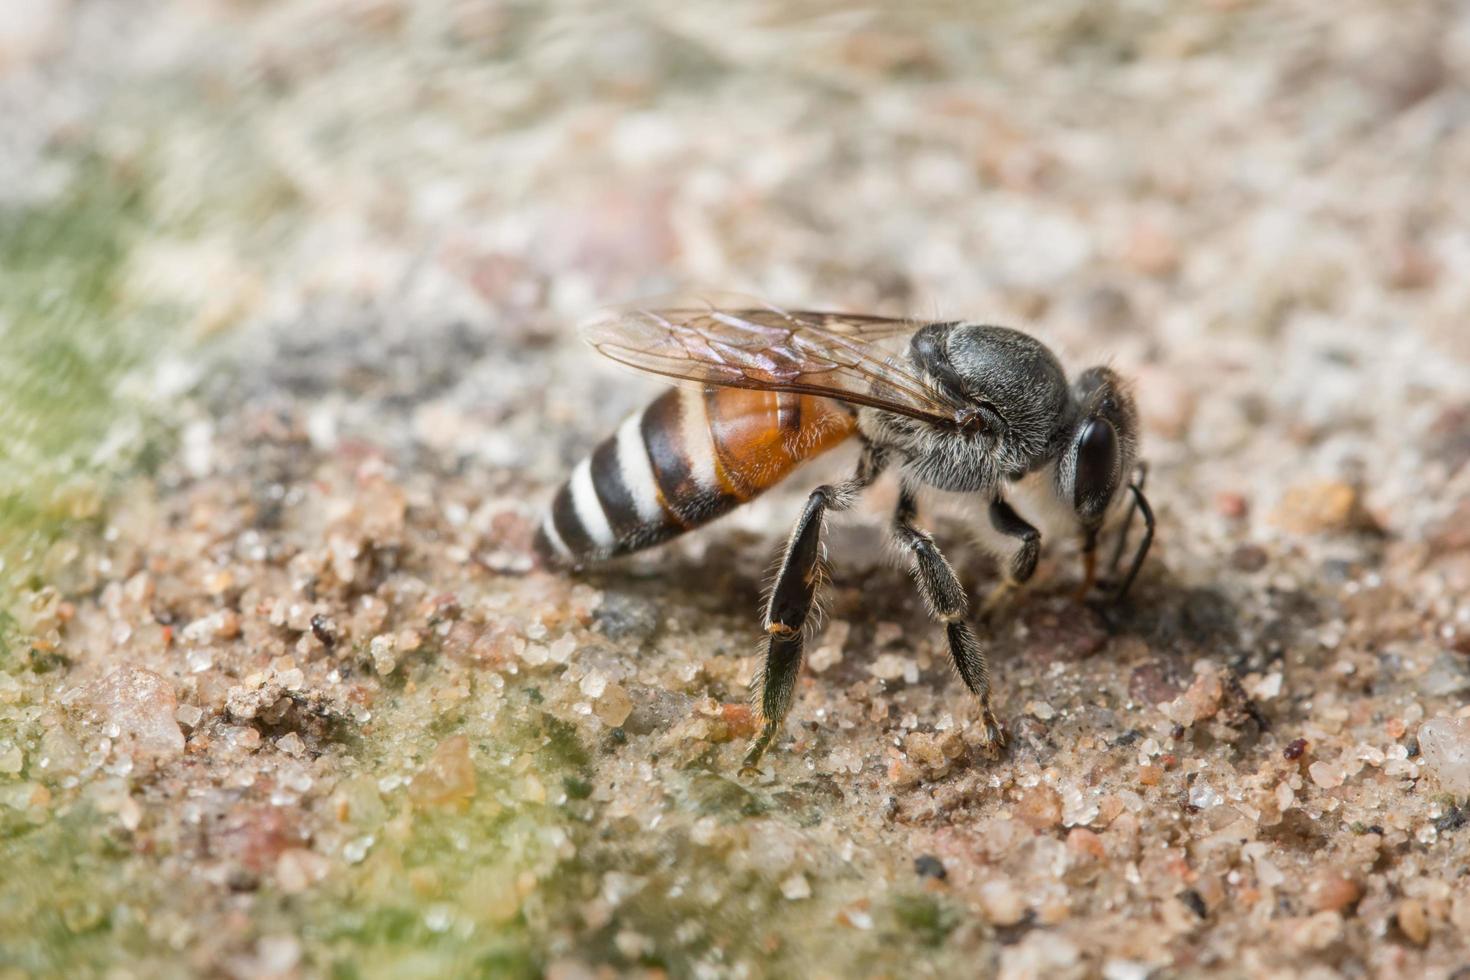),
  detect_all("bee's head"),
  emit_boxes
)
[1058,366,1139,539]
